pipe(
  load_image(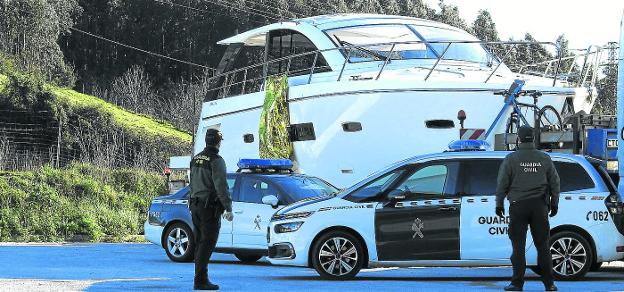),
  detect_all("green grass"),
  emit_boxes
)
[53,87,192,143]
[0,163,166,242]
[0,73,192,144]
